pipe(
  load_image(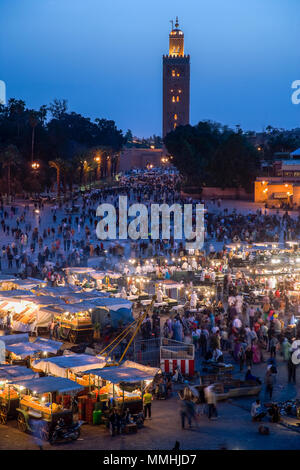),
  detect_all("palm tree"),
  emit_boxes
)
[0,145,22,198]
[29,111,39,164]
[49,158,65,199]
